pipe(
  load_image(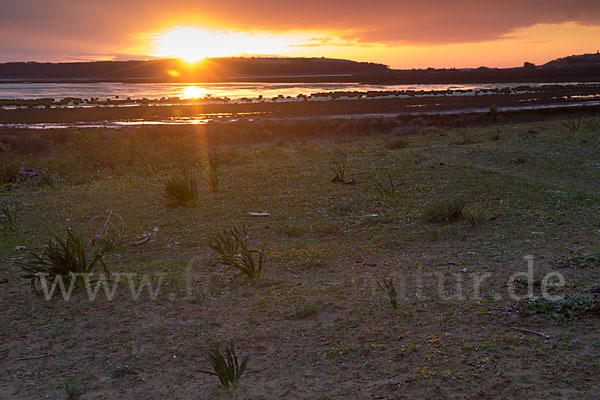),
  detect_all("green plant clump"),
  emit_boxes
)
[208,226,265,281]
[199,343,249,395]
[39,167,58,189]
[420,197,467,222]
[374,174,399,202]
[164,168,199,206]
[18,230,108,291]
[202,165,220,192]
[329,151,347,181]
[0,202,20,230]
